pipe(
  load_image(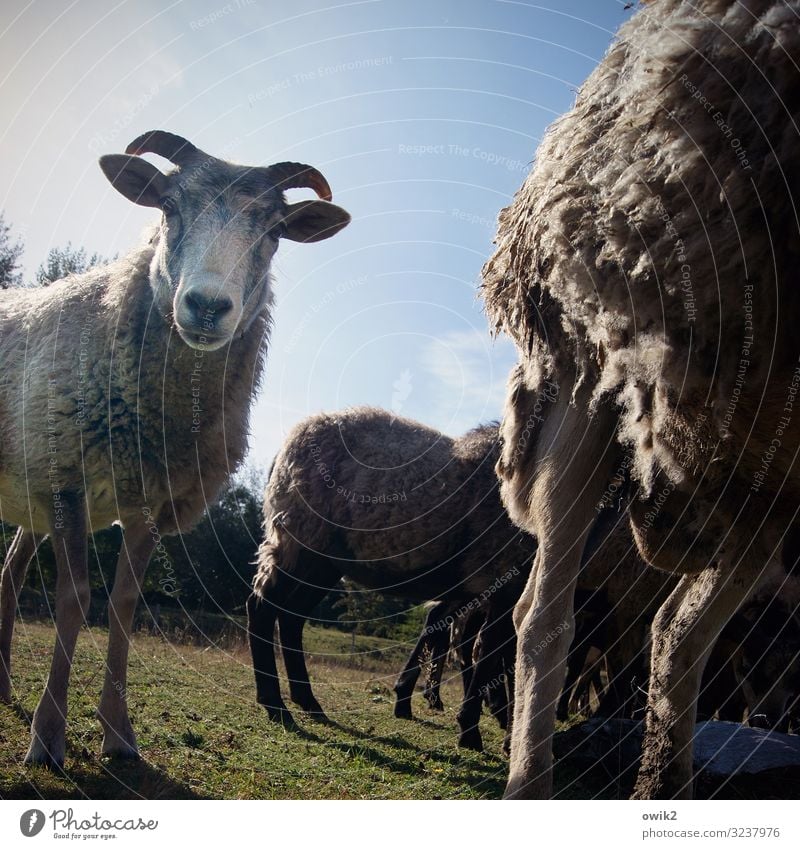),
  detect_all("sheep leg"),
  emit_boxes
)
[484,611,515,730]
[97,521,156,758]
[0,529,43,703]
[457,610,506,751]
[25,499,88,769]
[455,611,481,701]
[394,600,450,719]
[421,611,451,712]
[556,606,601,721]
[631,557,762,800]
[503,384,617,799]
[280,615,324,716]
[485,663,510,729]
[596,618,648,719]
[279,585,331,717]
[247,590,294,726]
